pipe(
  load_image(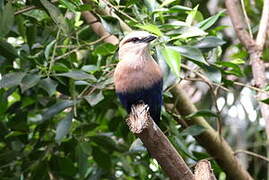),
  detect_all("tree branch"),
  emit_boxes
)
[194,160,216,180]
[127,103,194,180]
[225,0,269,137]
[169,85,253,180]
[80,3,252,179]
[81,11,119,45]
